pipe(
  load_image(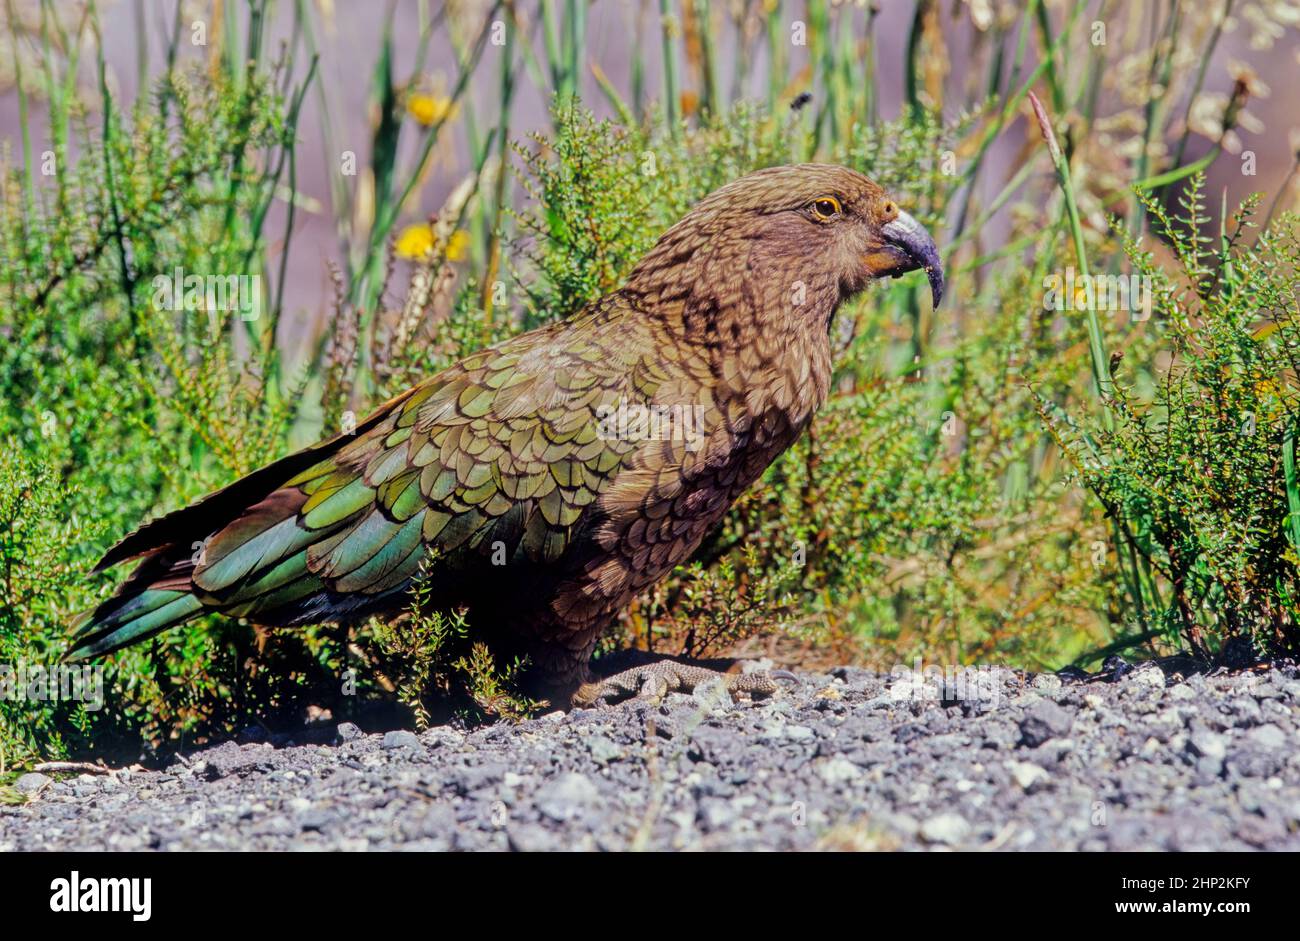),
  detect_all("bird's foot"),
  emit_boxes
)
[572,658,798,708]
